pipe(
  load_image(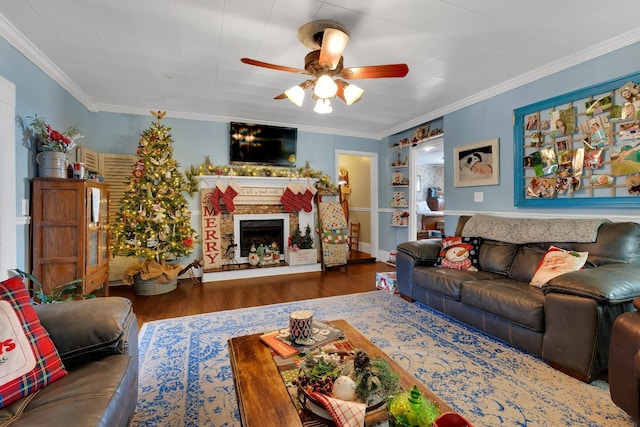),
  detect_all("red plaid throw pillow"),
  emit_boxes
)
[0,276,67,409]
